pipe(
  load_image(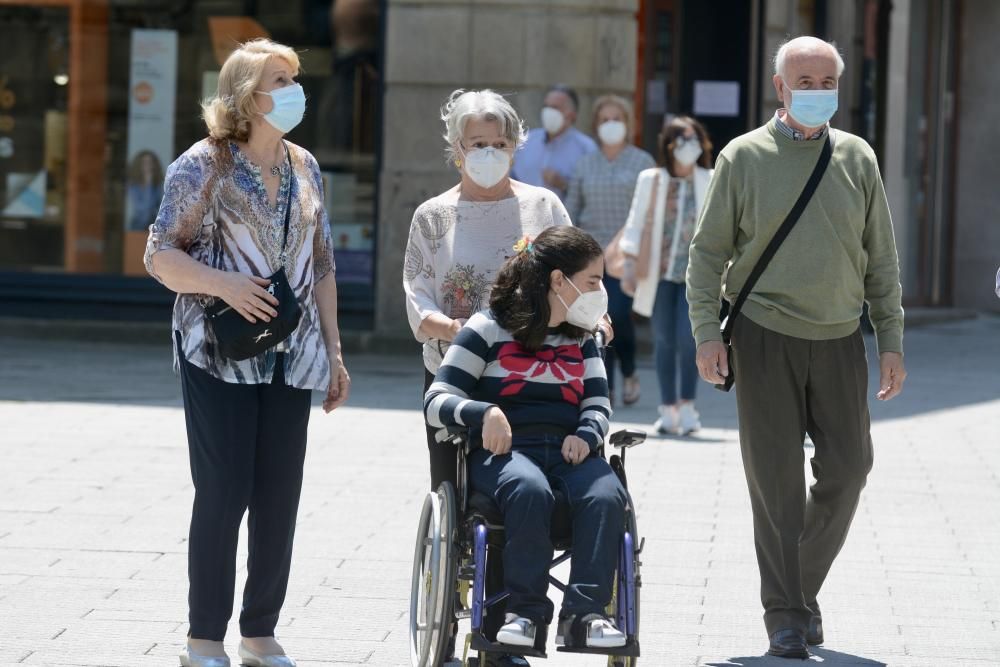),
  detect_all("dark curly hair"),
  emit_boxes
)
[490,226,604,351]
